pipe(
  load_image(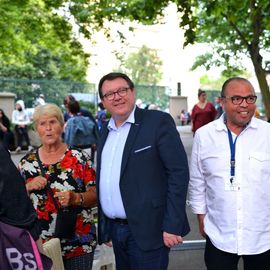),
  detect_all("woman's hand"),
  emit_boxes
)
[26,176,47,192]
[55,191,78,207]
[54,188,97,208]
